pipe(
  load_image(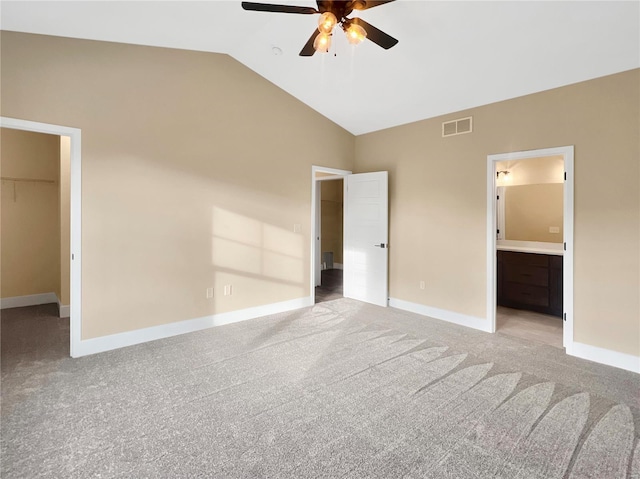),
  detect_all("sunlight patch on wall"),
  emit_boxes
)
[211,206,304,285]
